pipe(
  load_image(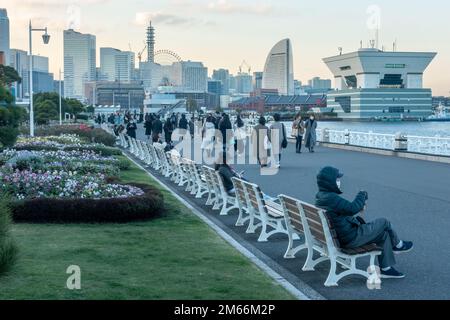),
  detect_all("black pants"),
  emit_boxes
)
[296,136,303,152]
